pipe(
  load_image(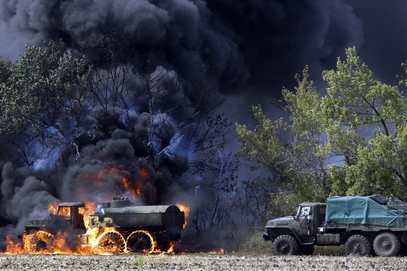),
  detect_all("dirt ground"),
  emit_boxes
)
[0,253,406,271]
